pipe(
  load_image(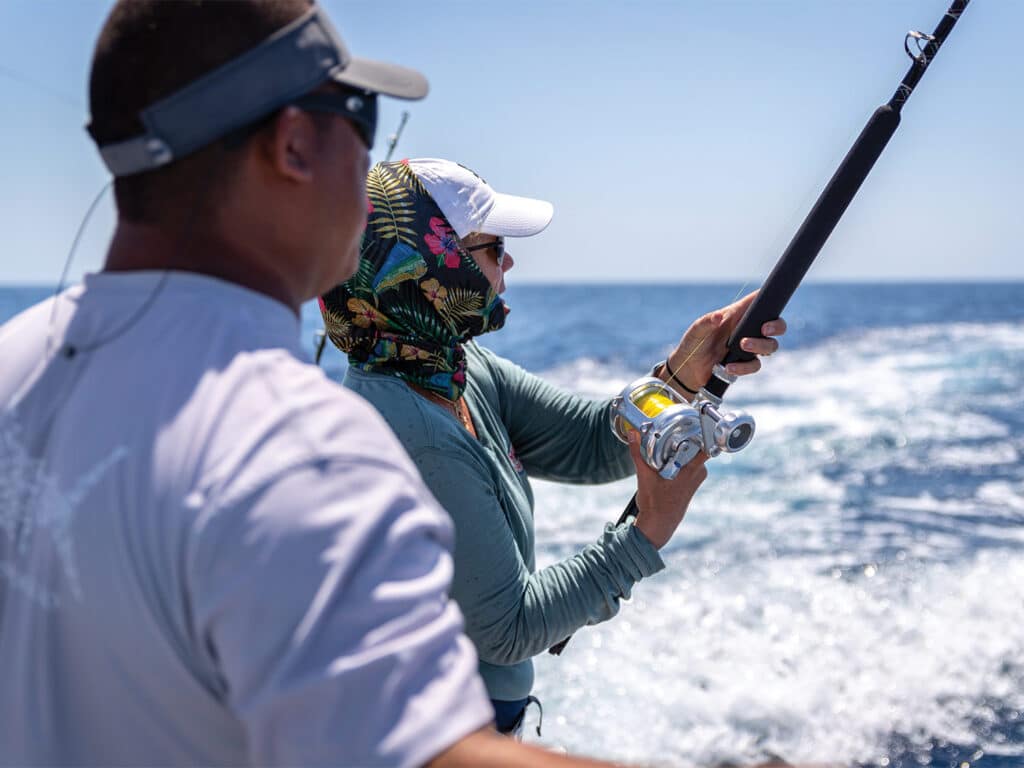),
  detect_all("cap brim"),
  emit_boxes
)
[479,192,554,238]
[331,56,428,100]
